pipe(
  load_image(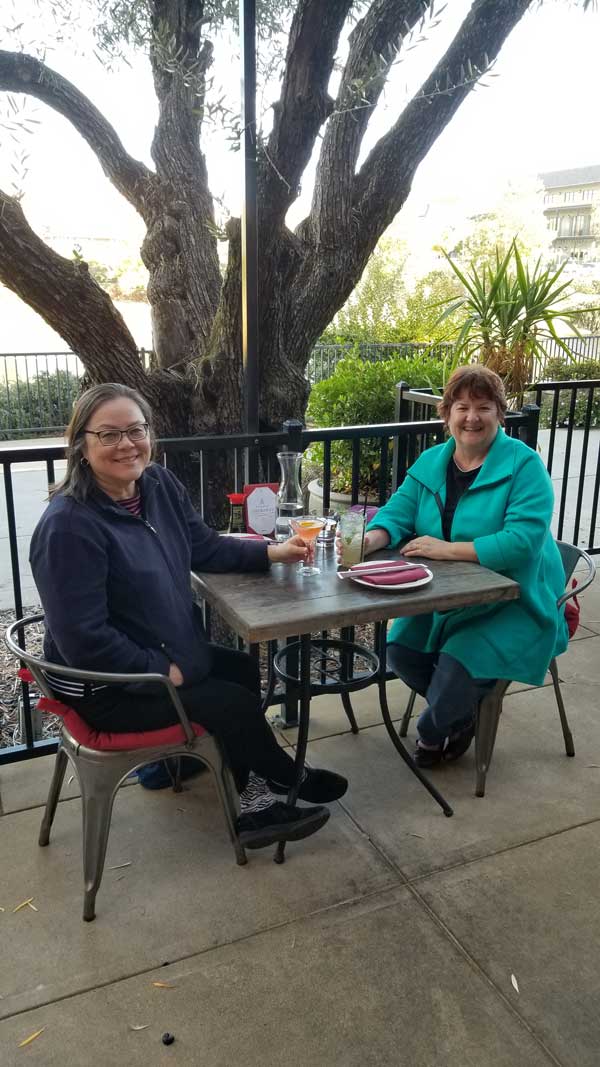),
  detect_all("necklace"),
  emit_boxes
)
[453,455,483,474]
